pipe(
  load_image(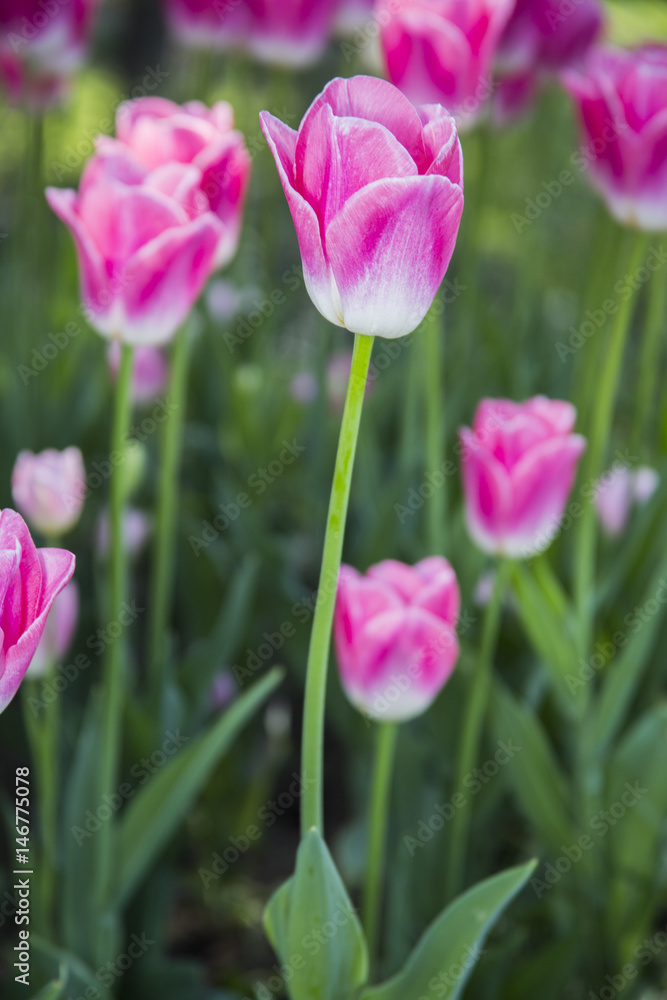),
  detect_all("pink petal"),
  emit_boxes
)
[459,426,513,556]
[324,174,463,338]
[45,187,109,322]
